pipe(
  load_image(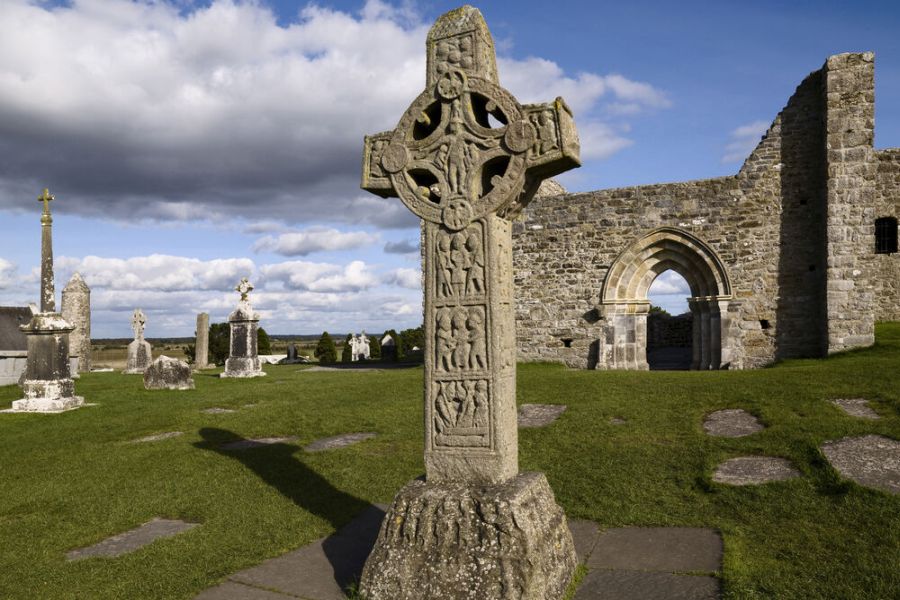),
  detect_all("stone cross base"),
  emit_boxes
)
[11,378,84,412]
[220,357,266,378]
[360,472,576,600]
[123,339,153,374]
